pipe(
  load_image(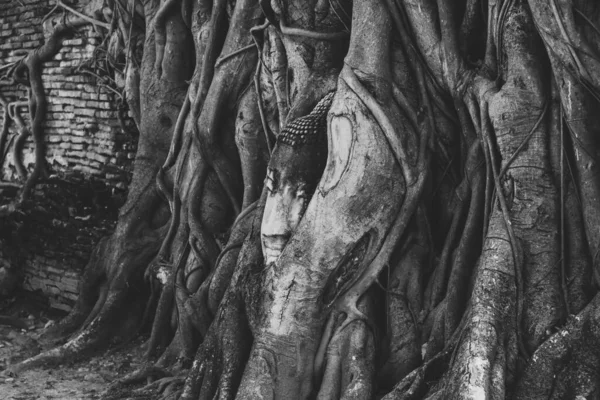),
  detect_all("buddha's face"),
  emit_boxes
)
[261,144,326,265]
